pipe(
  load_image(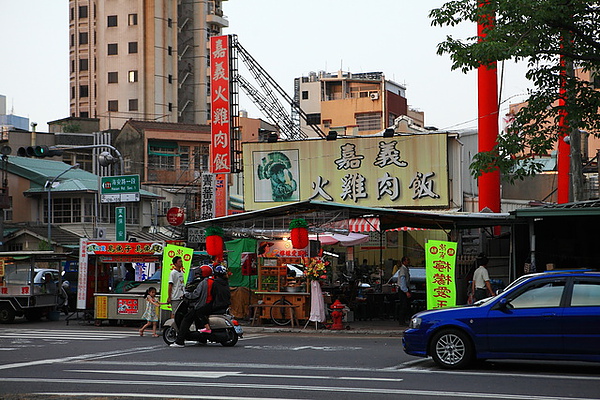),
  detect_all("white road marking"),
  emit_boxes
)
[2,377,598,400]
[243,345,362,351]
[36,393,308,400]
[0,346,161,371]
[67,369,402,382]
